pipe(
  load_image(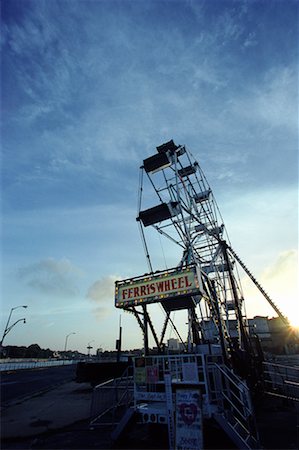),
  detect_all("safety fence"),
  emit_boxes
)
[262,361,299,401]
[0,359,79,371]
[90,369,134,428]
